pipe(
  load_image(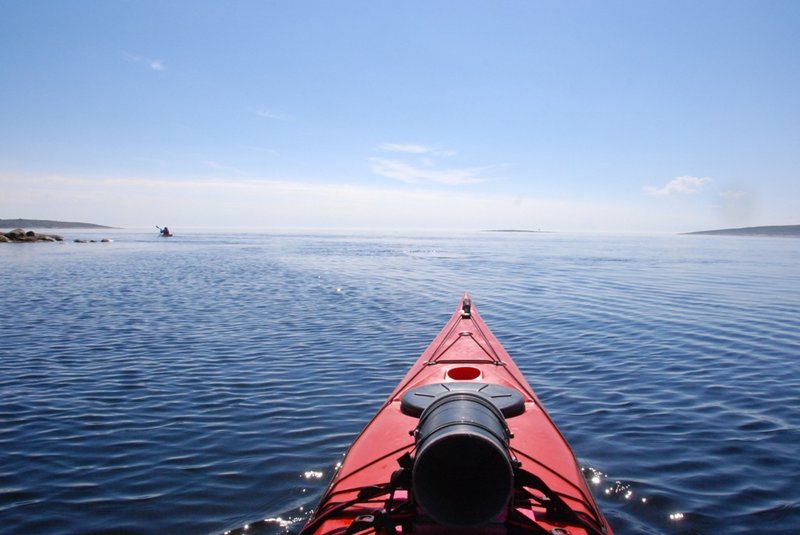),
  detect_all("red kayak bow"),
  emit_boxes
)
[301,294,614,535]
